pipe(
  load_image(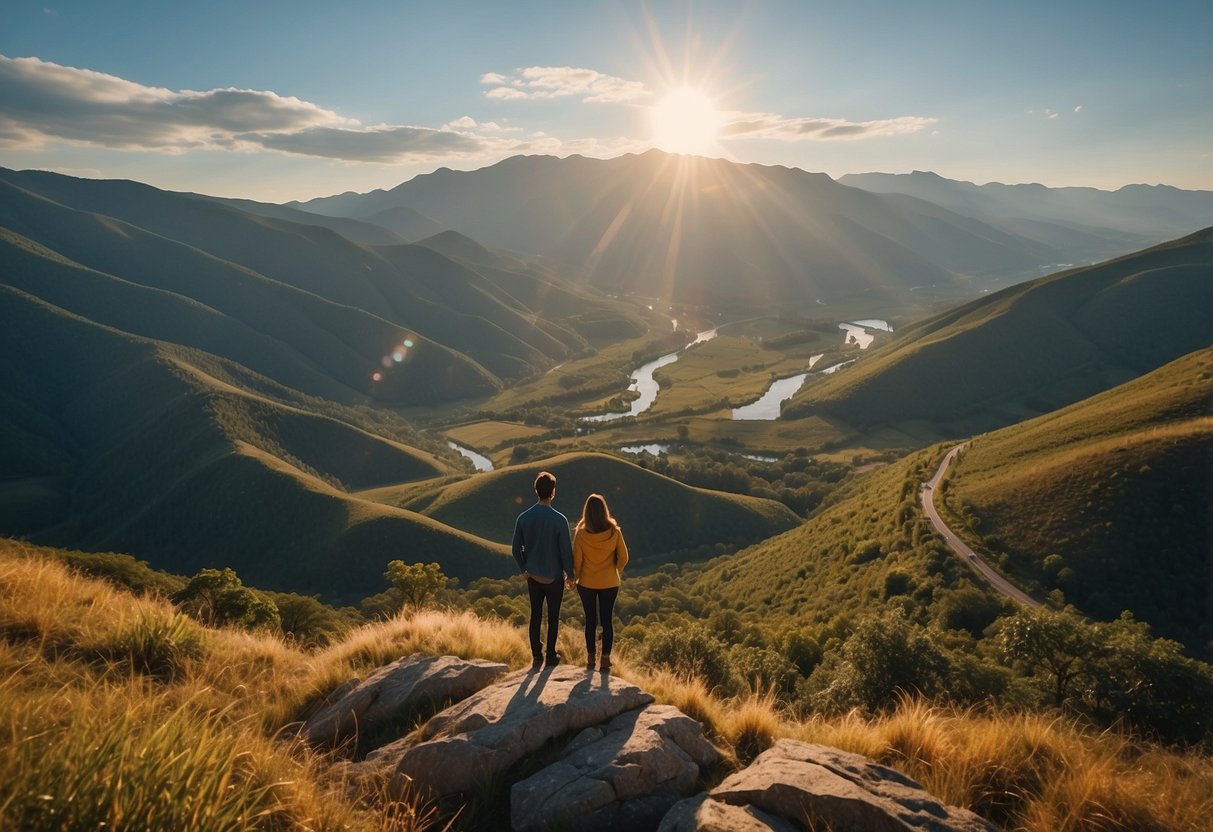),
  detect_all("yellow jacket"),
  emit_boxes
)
[573,526,629,589]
